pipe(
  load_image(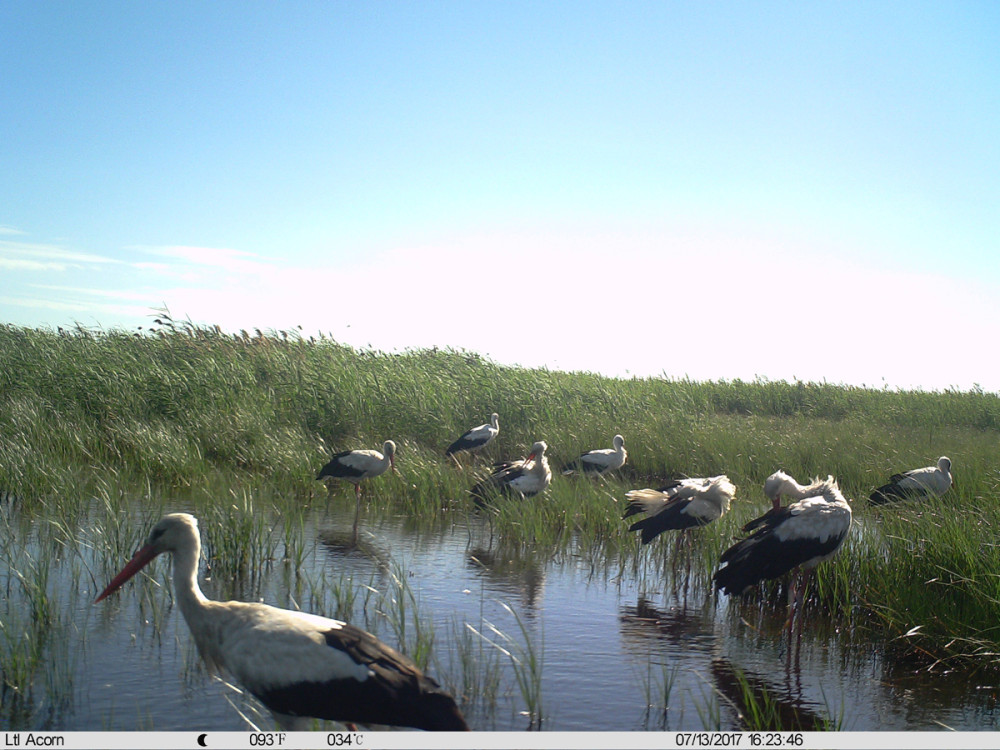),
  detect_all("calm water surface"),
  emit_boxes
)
[3,495,999,732]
